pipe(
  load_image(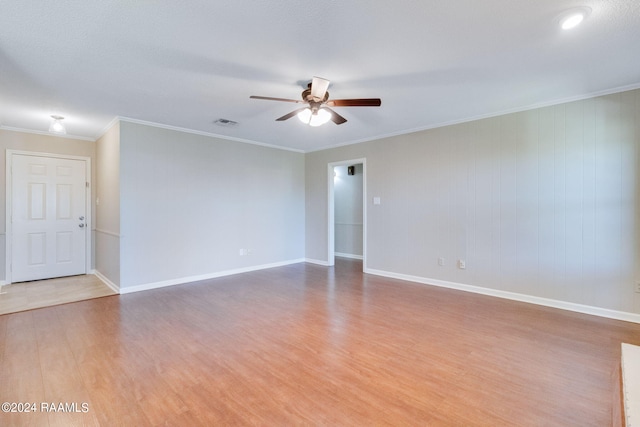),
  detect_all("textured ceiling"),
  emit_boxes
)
[1,1,639,152]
